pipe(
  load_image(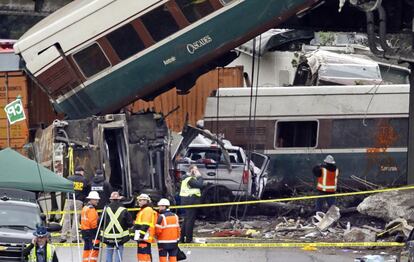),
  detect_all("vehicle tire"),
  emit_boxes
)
[200,186,234,221]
